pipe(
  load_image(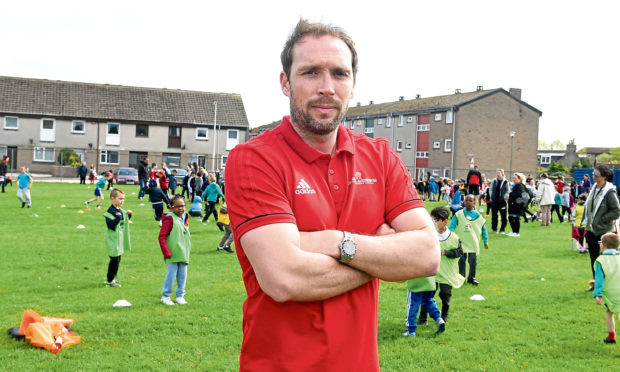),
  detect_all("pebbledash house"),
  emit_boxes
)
[343,87,542,181]
[0,76,249,175]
